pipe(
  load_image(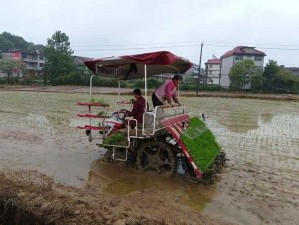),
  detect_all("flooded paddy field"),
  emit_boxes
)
[0,88,298,225]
